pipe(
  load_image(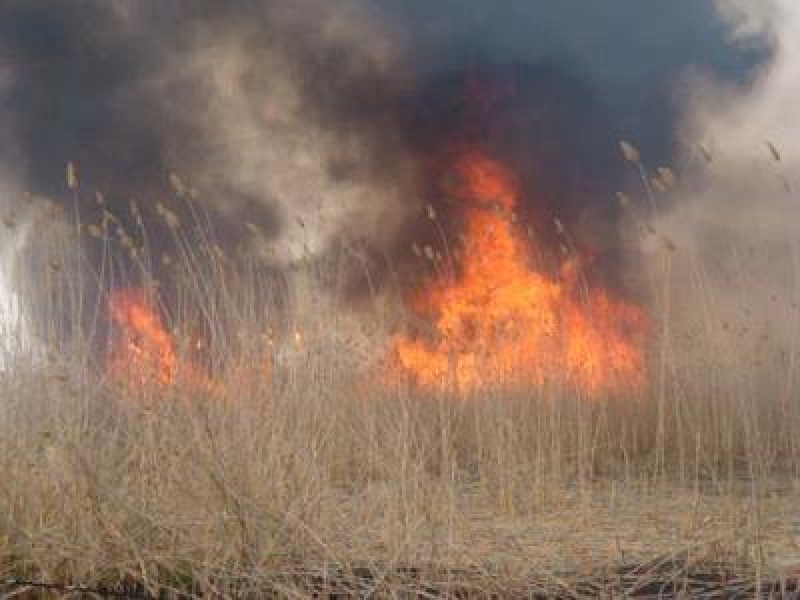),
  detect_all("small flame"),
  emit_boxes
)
[108,288,177,385]
[395,148,648,396]
[107,288,277,395]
